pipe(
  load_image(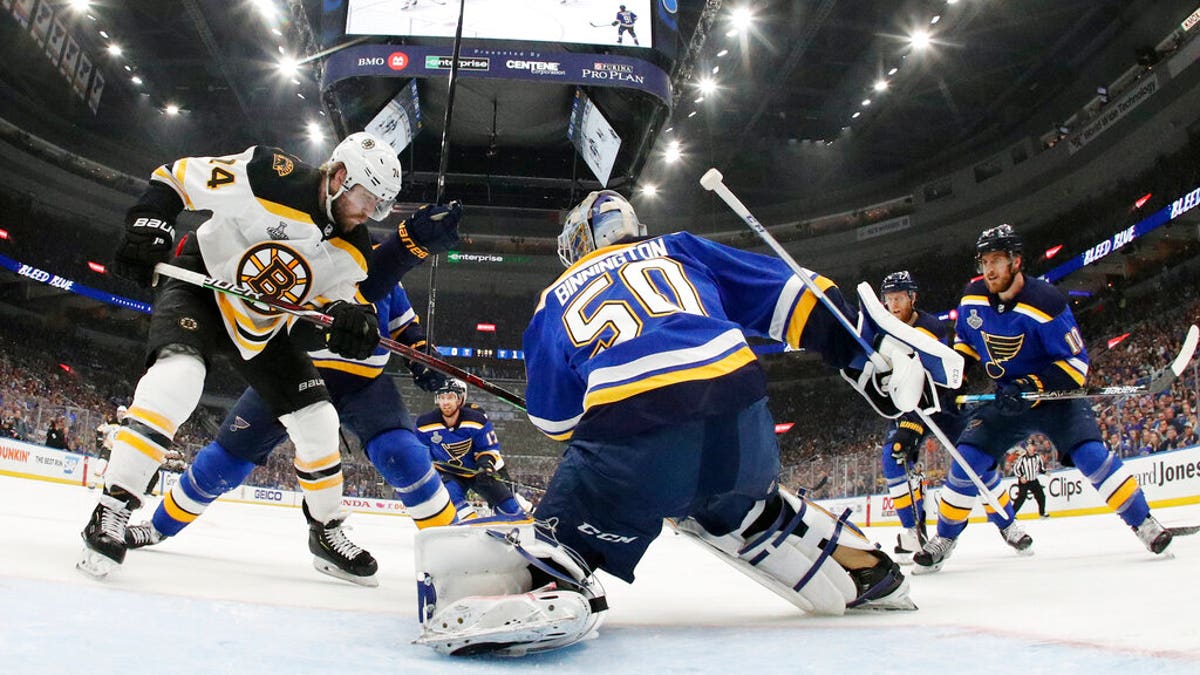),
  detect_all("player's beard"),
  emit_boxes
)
[984,265,1017,295]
